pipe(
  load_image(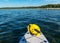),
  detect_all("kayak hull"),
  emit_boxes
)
[19,32,49,43]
